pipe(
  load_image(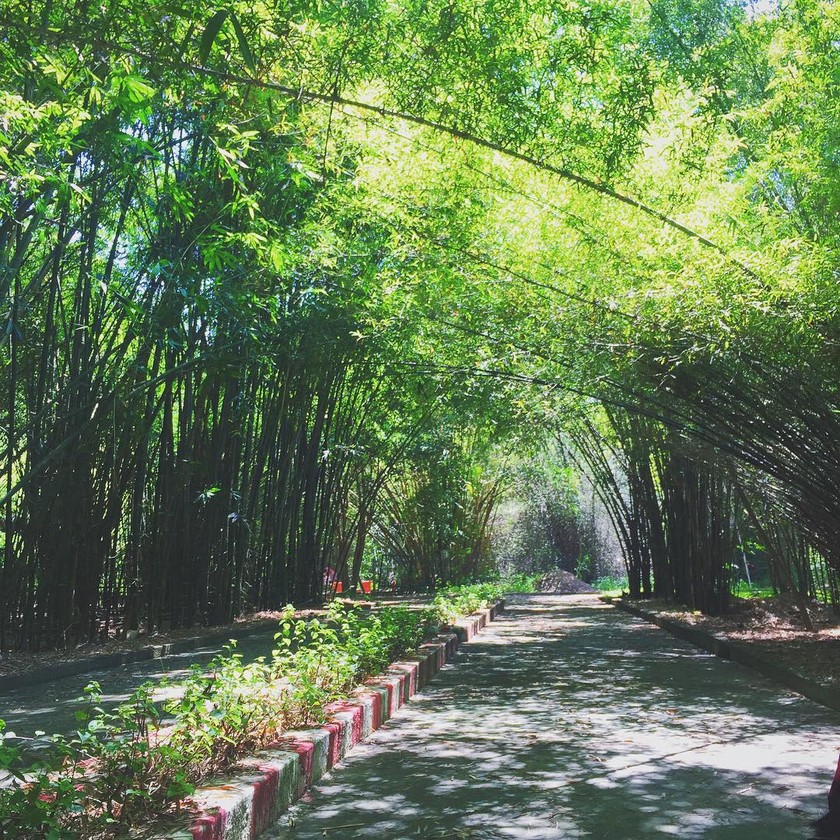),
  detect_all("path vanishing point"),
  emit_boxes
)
[266,594,838,839]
